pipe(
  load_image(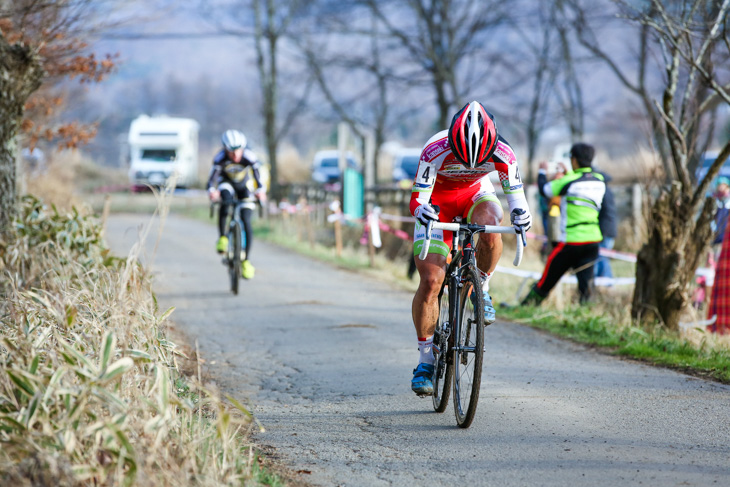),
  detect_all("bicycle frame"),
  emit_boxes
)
[423,218,526,351]
[210,198,257,295]
[420,218,526,426]
[211,199,257,251]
